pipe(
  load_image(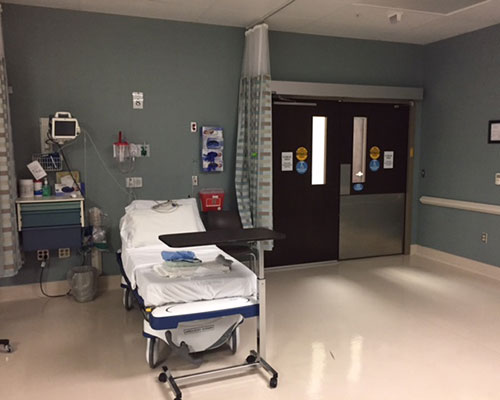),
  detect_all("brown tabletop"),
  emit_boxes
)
[159,228,285,248]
